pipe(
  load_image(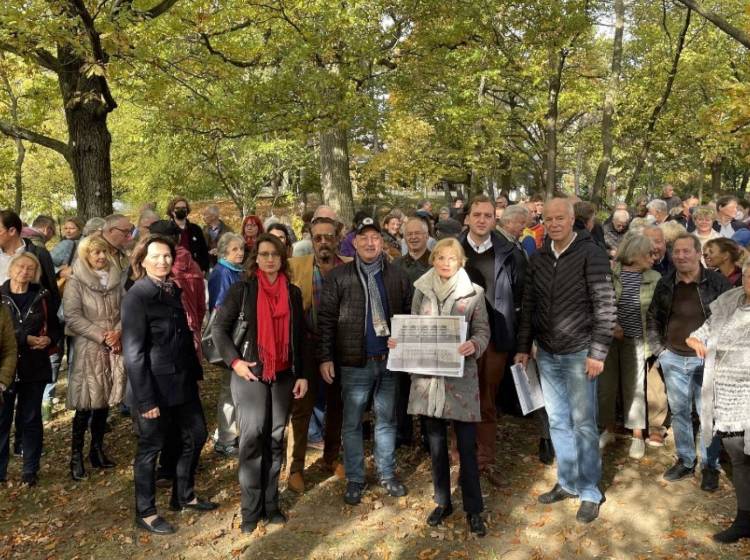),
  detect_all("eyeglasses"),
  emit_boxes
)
[313,234,336,242]
[257,252,281,259]
[110,227,133,236]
